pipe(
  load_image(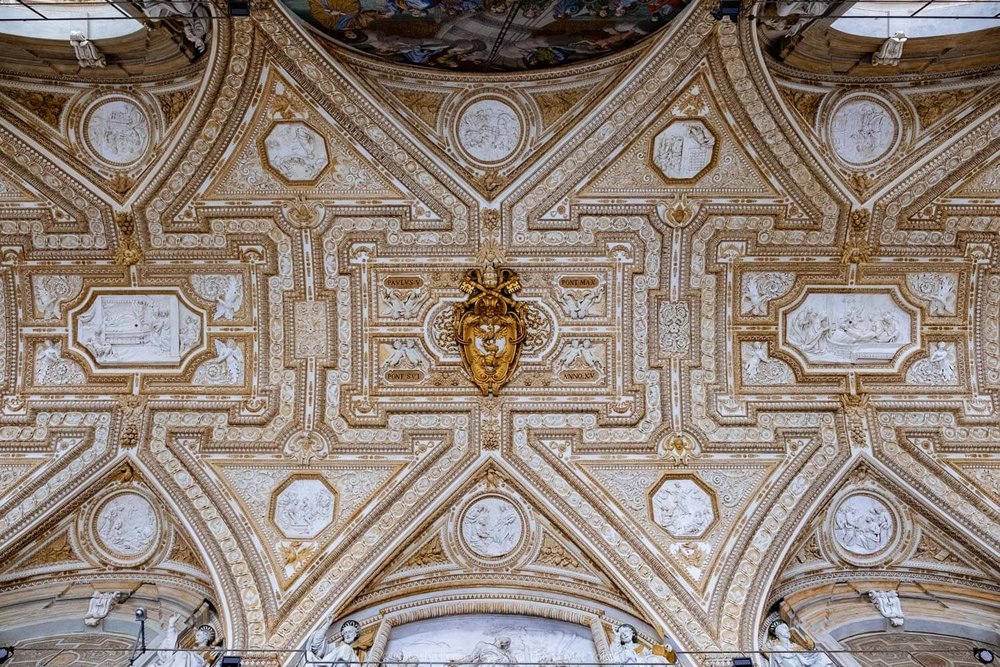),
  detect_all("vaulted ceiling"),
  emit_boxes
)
[0,1,998,664]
